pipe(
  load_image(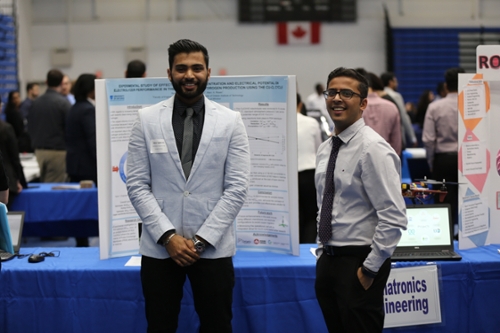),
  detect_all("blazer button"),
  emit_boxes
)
[184,191,189,197]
